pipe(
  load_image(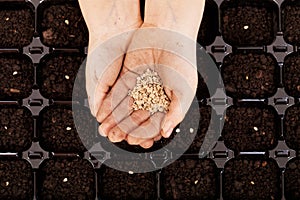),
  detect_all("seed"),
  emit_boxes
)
[128,69,170,114]
[245,75,249,80]
[63,178,68,182]
[250,181,255,185]
[128,171,134,174]
[65,75,70,80]
[66,127,72,131]
[5,181,9,186]
[262,161,267,167]
[12,71,18,75]
[190,128,194,133]
[194,180,198,184]
[243,25,249,29]
[10,88,20,93]
[64,19,69,25]
[253,126,259,131]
